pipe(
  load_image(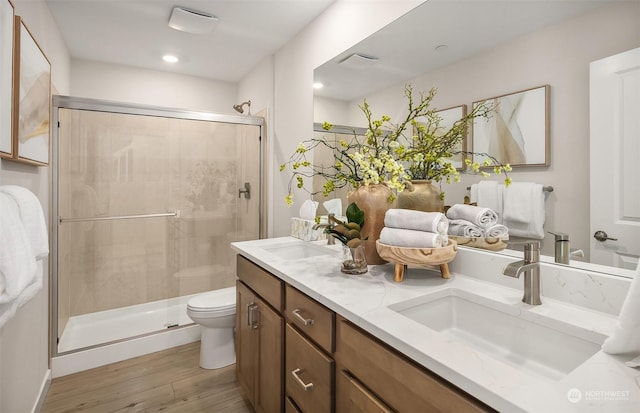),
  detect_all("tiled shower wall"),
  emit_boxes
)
[57,109,261,333]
